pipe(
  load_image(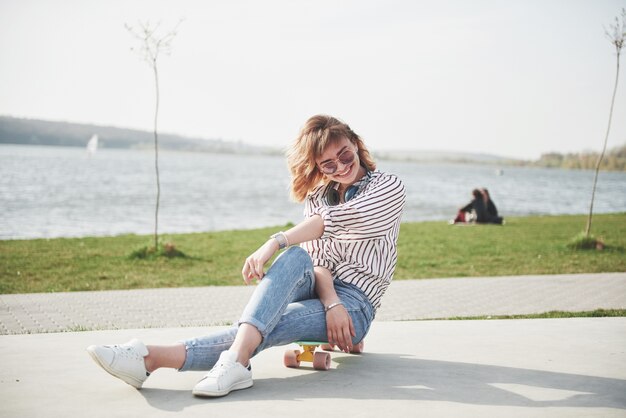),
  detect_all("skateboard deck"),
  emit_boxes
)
[283,340,364,371]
